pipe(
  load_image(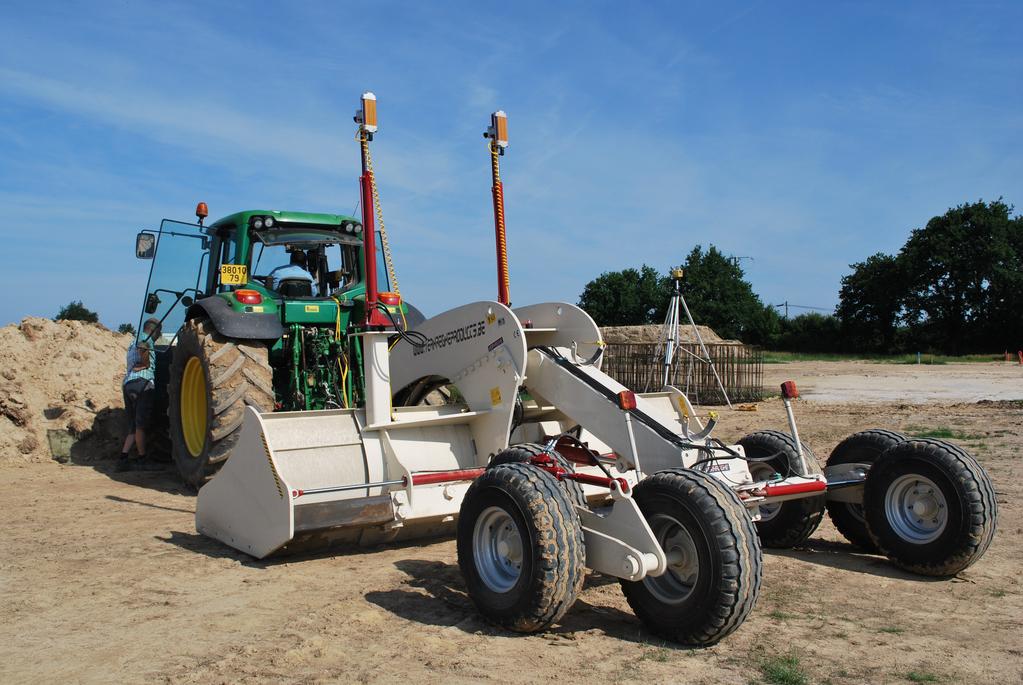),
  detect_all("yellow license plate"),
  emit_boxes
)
[220,264,248,285]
